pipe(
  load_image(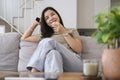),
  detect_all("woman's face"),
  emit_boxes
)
[44,10,60,27]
